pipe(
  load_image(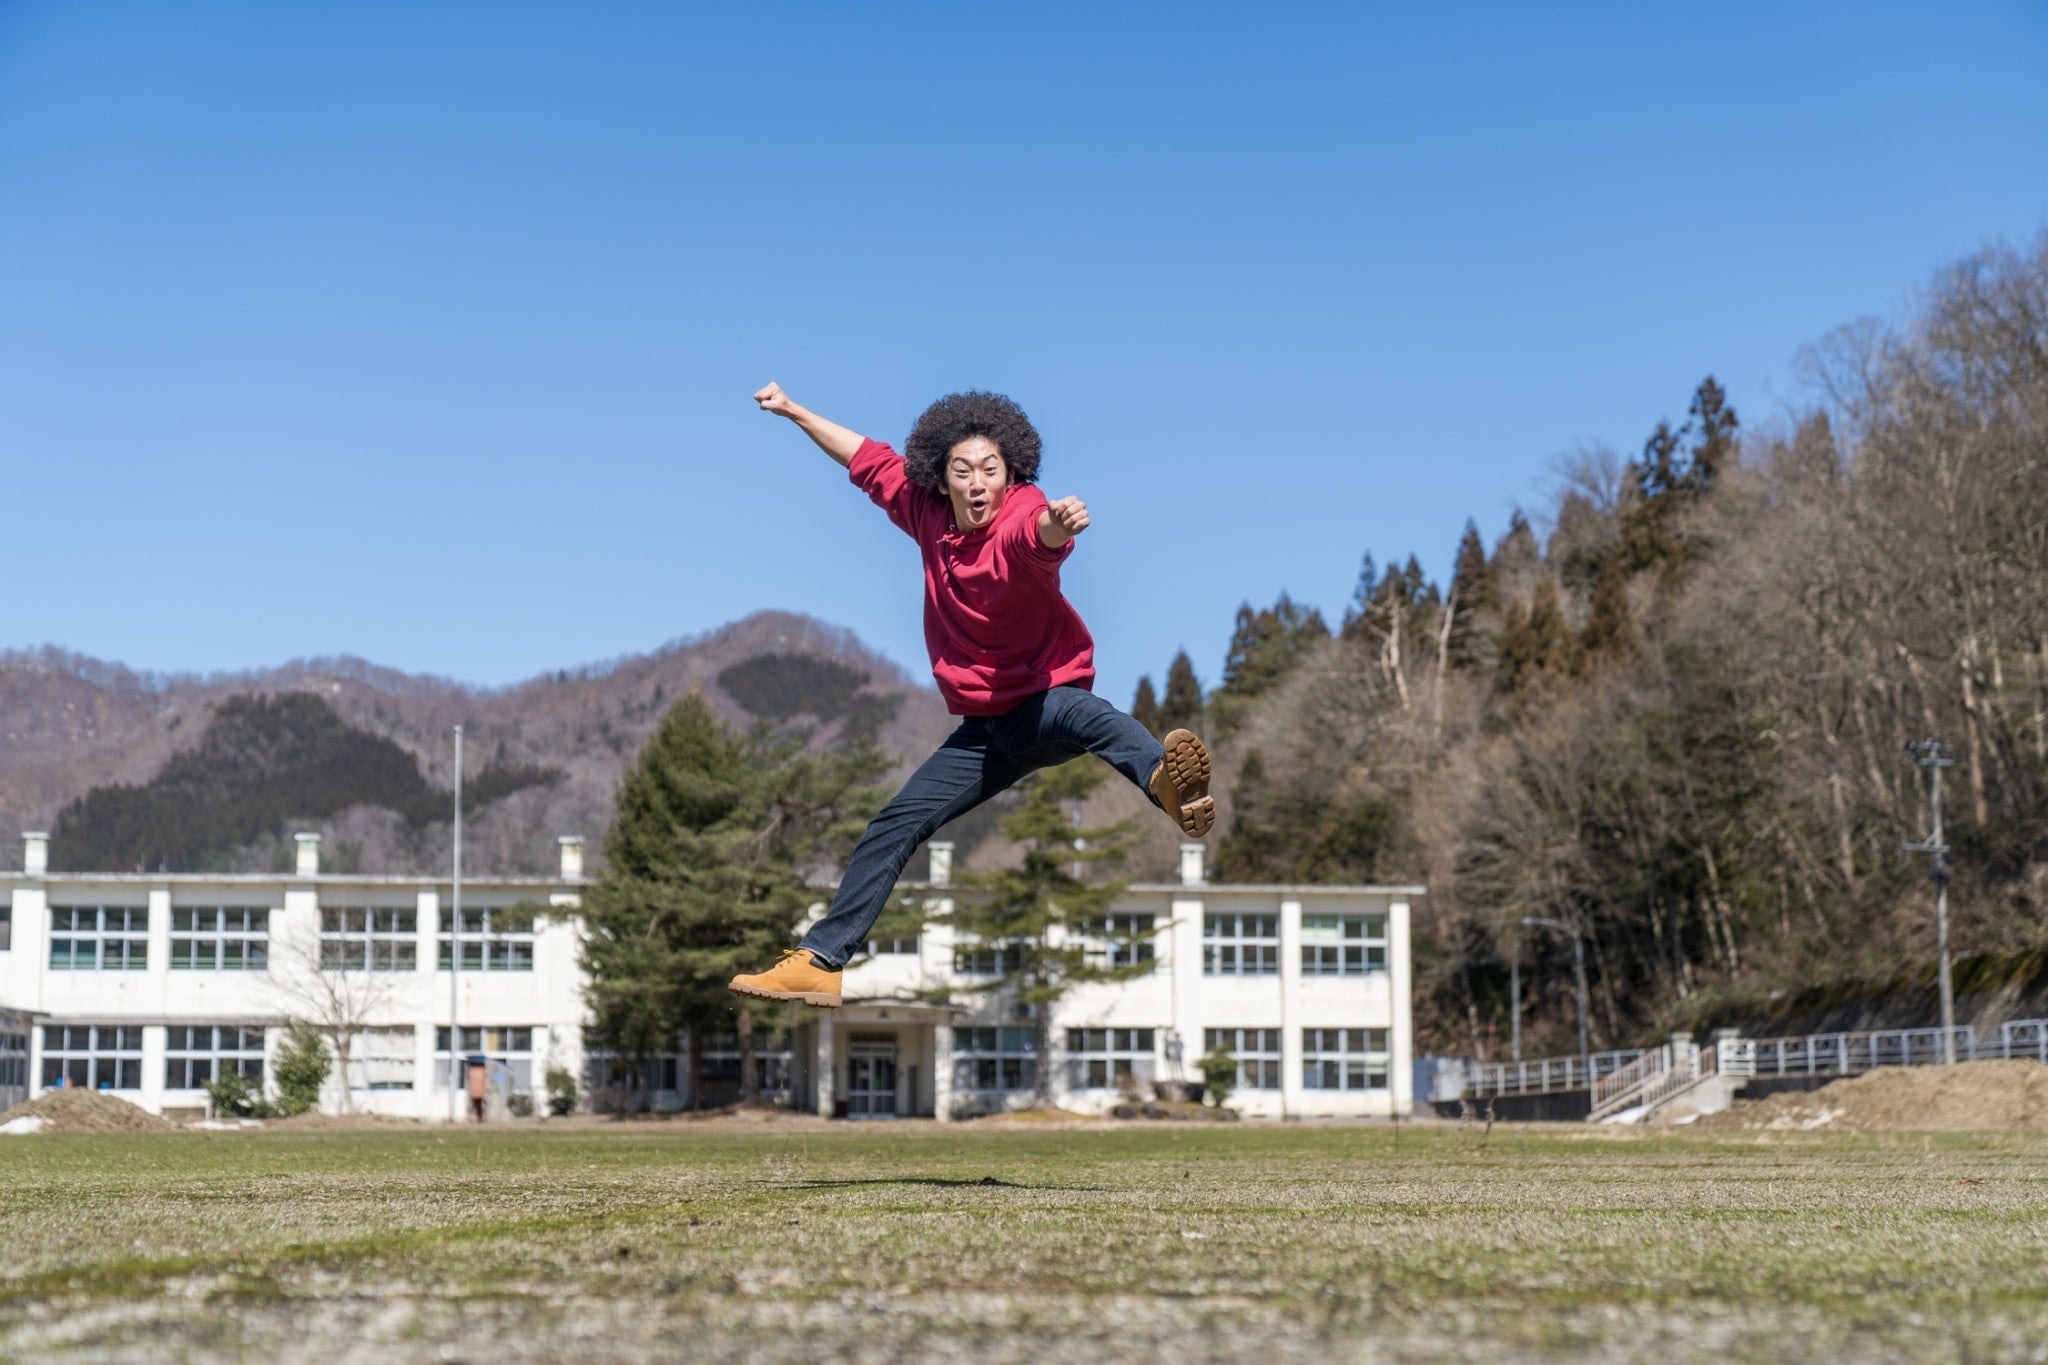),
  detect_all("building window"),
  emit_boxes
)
[1302,1028,1390,1090]
[165,1026,267,1090]
[320,906,418,970]
[1083,914,1156,970]
[41,1024,144,1090]
[1065,1028,1157,1089]
[436,1026,535,1091]
[952,1026,1037,1092]
[438,906,536,972]
[171,907,271,970]
[0,903,11,952]
[581,1030,680,1093]
[49,906,148,971]
[1203,912,1278,976]
[954,944,1024,976]
[1301,914,1387,975]
[1203,1027,1283,1090]
[703,1031,794,1094]
[347,1027,417,1091]
[0,1027,29,1092]
[860,935,920,956]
